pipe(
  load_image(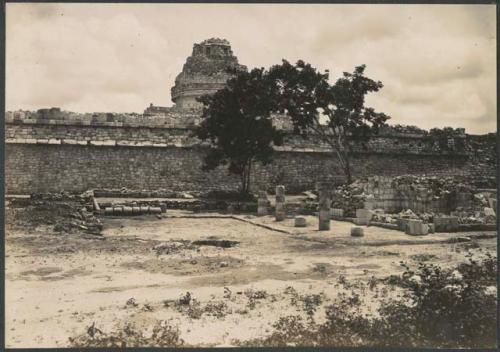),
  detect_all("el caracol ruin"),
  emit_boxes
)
[5,38,498,349]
